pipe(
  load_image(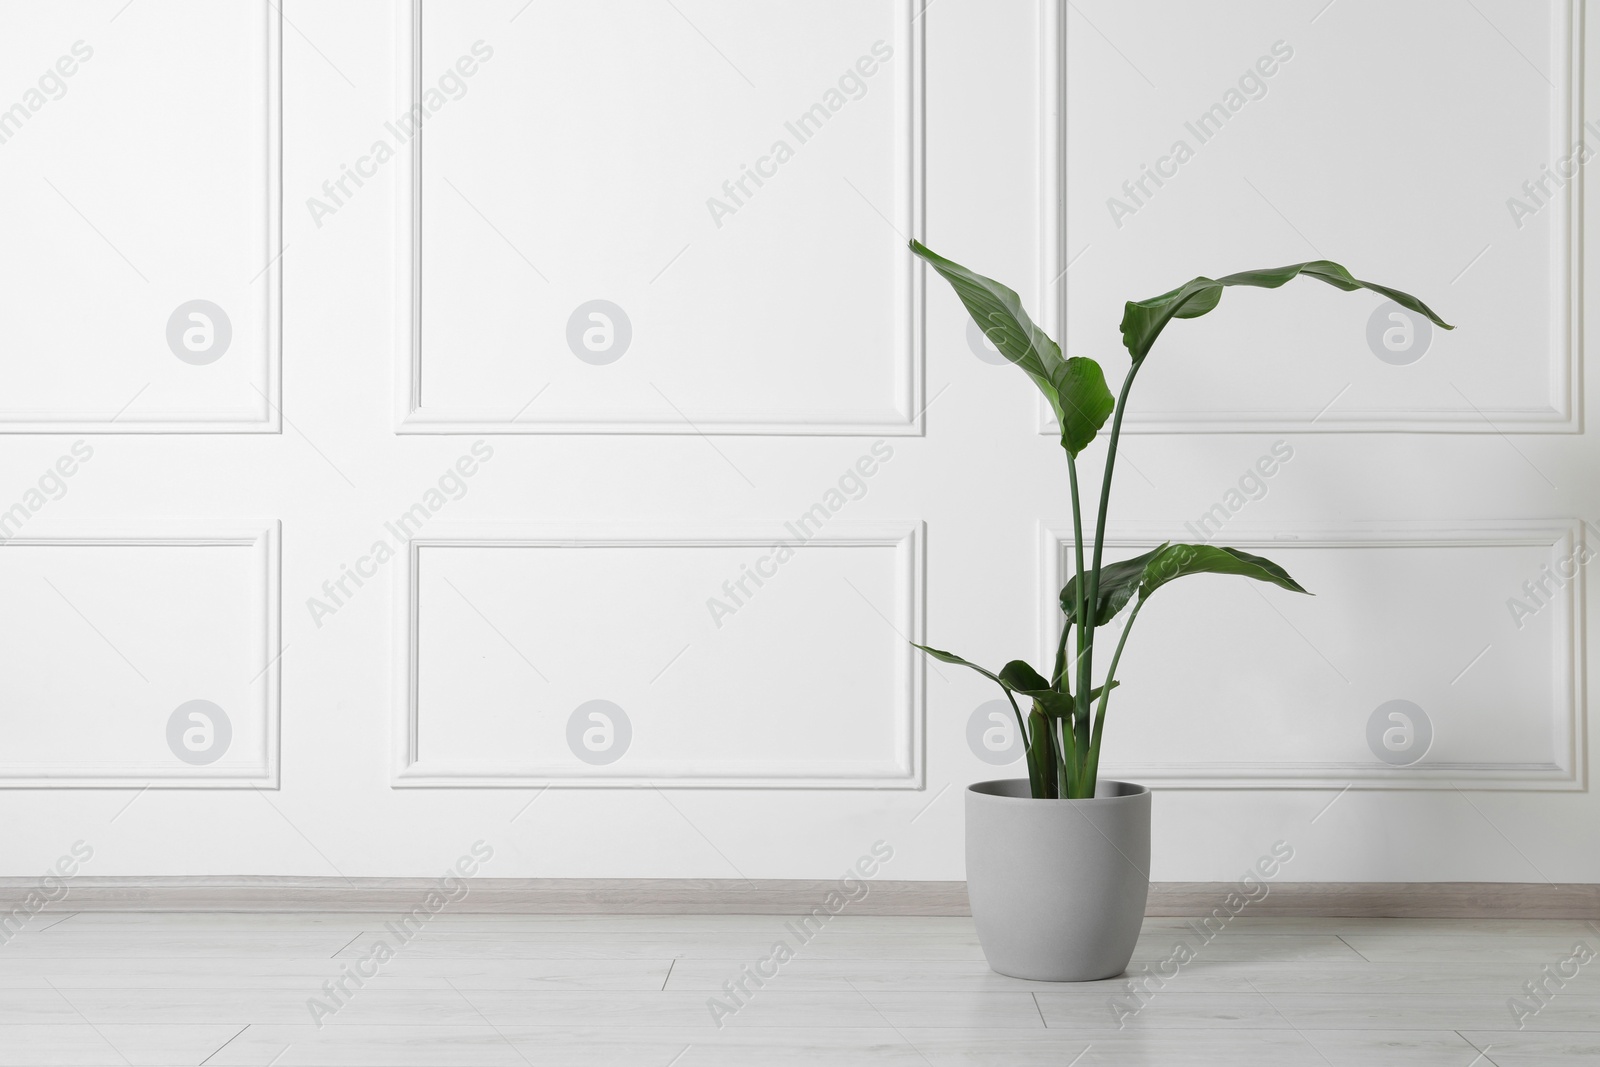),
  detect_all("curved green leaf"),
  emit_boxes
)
[1061,544,1168,626]
[1062,542,1308,626]
[1032,681,1118,718]
[1029,690,1075,719]
[1139,544,1309,599]
[1120,260,1454,364]
[911,240,1114,455]
[998,660,1052,694]
[913,643,1003,686]
[918,651,1113,712]
[1053,357,1116,456]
